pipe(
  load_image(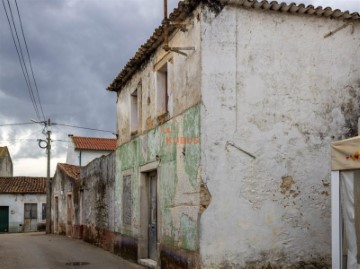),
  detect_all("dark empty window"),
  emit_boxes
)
[42,203,46,220]
[156,63,169,116]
